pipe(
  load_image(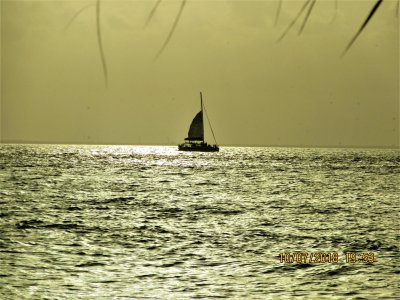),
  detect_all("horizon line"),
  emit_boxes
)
[0,140,398,150]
